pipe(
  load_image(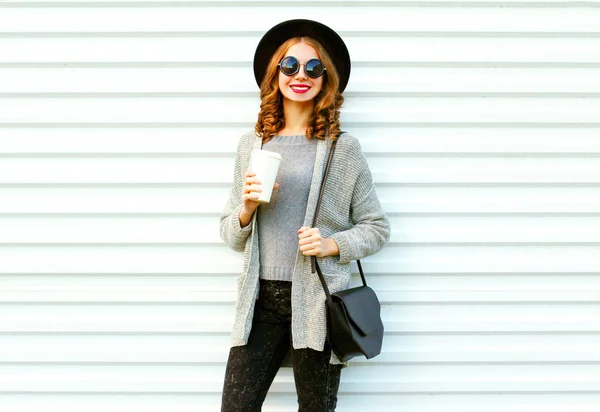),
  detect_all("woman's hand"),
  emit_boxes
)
[241,171,263,216]
[298,226,339,258]
[239,171,278,228]
[241,171,279,215]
